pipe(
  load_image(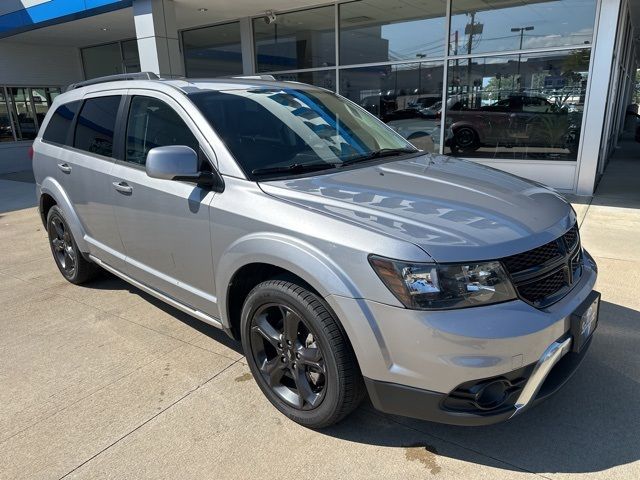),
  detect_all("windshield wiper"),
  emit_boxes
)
[252,162,338,176]
[340,147,418,167]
